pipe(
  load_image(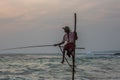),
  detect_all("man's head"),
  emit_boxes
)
[62,26,70,33]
